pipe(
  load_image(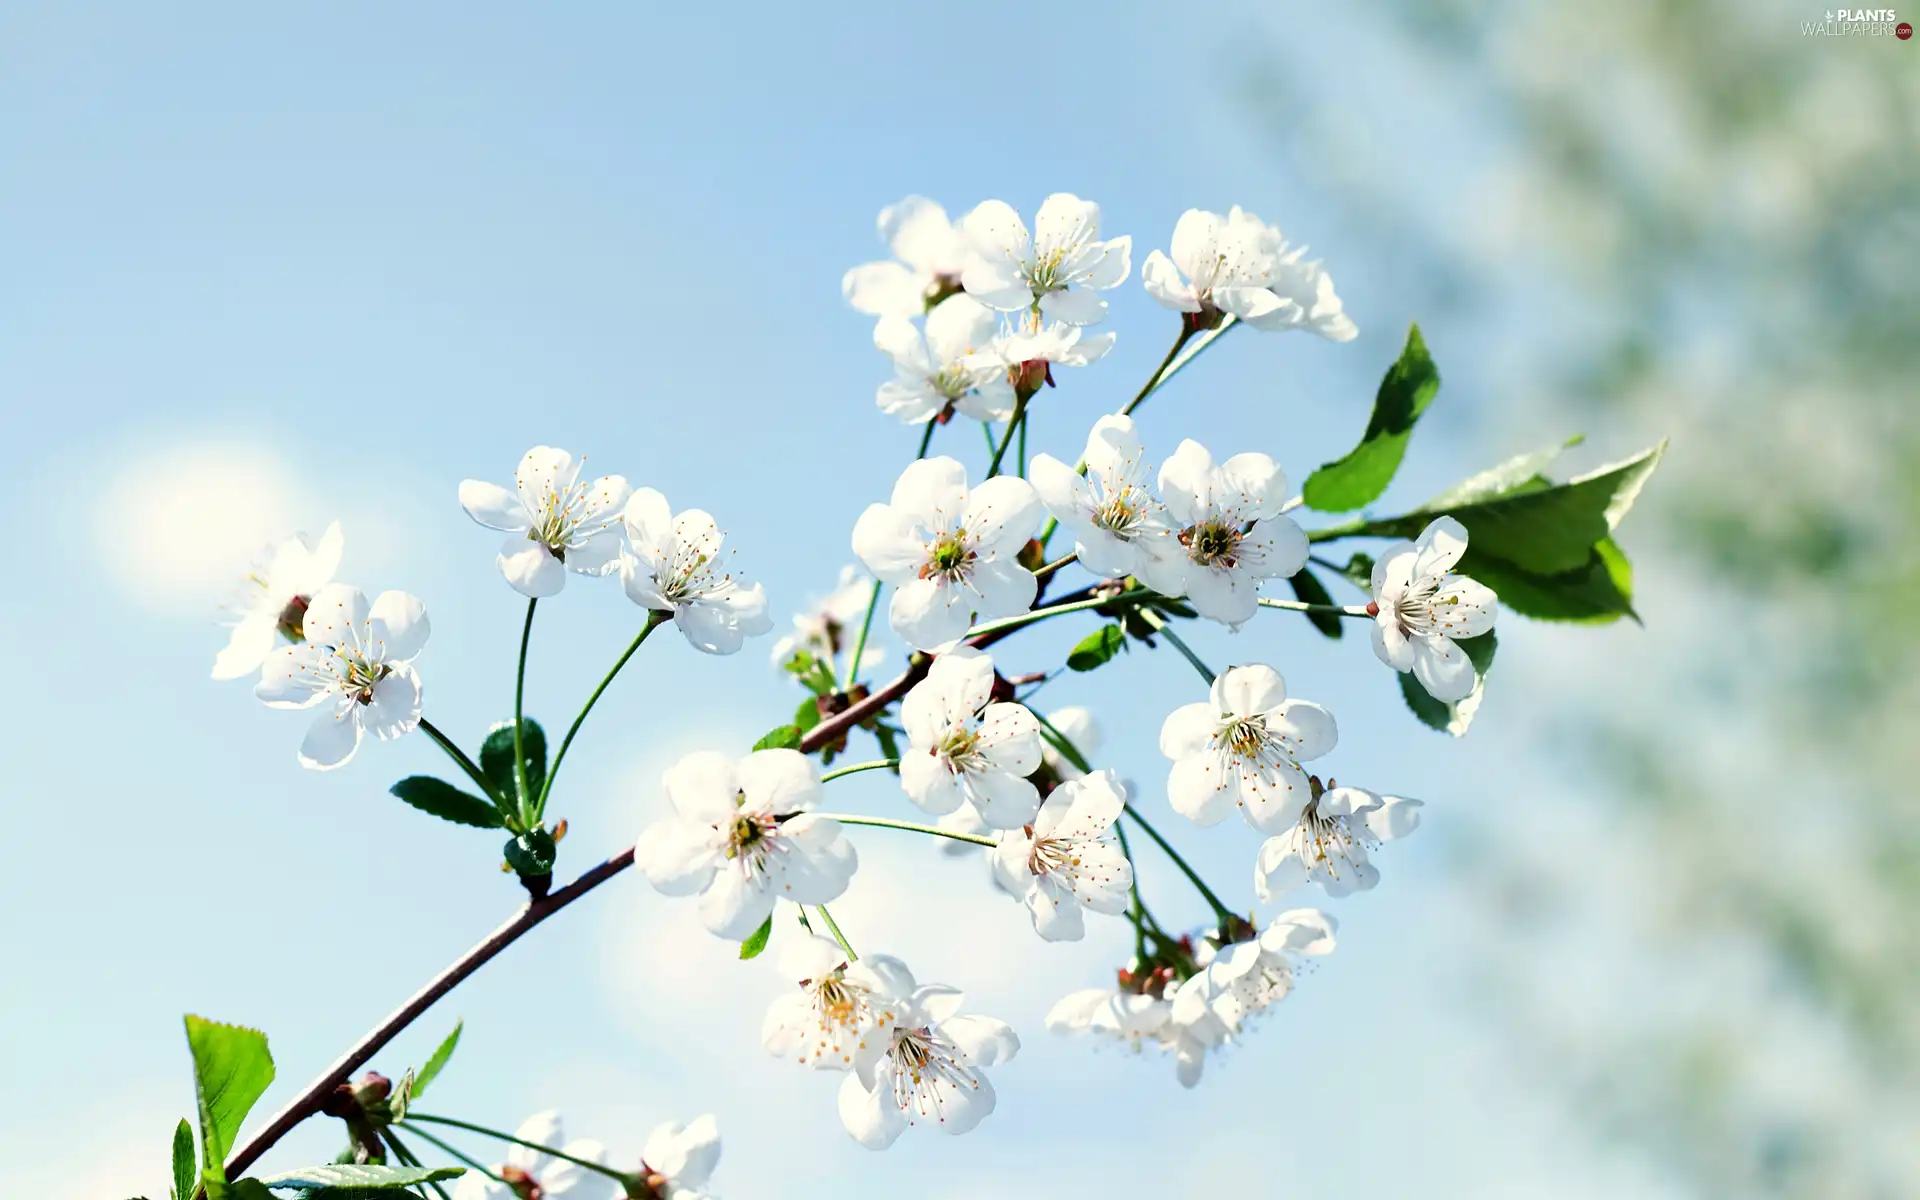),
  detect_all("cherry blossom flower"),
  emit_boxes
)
[1368,515,1498,702]
[460,446,631,598]
[771,563,883,675]
[851,457,1042,651]
[990,768,1132,941]
[873,295,1015,425]
[899,648,1042,829]
[971,317,1117,399]
[843,196,971,319]
[212,521,344,681]
[254,583,428,771]
[1254,784,1424,900]
[450,1111,614,1200]
[1030,415,1177,579]
[1140,438,1308,626]
[635,1114,721,1200]
[763,934,916,1071]
[1047,986,1223,1086]
[1142,206,1356,340]
[621,488,772,656]
[1158,664,1337,833]
[960,195,1132,326]
[1174,909,1337,1034]
[633,749,856,941]
[836,966,1019,1149]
